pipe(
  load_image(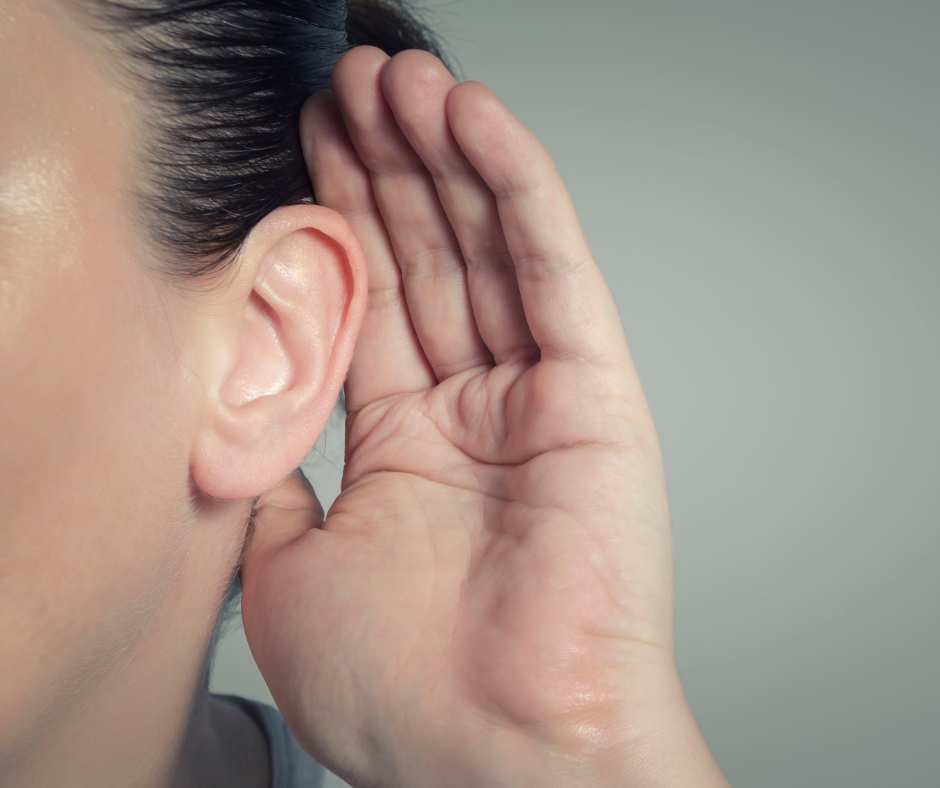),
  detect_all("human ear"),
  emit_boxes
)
[190,204,366,500]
